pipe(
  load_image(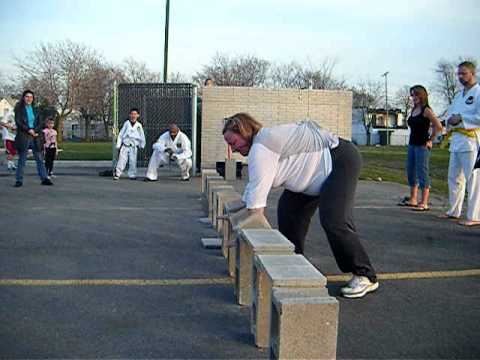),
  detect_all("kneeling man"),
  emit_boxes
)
[145,123,192,181]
